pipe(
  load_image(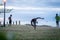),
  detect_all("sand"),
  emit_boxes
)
[0,25,60,40]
